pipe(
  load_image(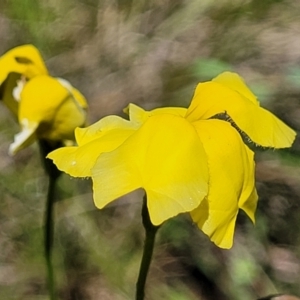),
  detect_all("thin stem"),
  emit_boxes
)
[39,140,62,300]
[44,174,56,300]
[136,196,160,300]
